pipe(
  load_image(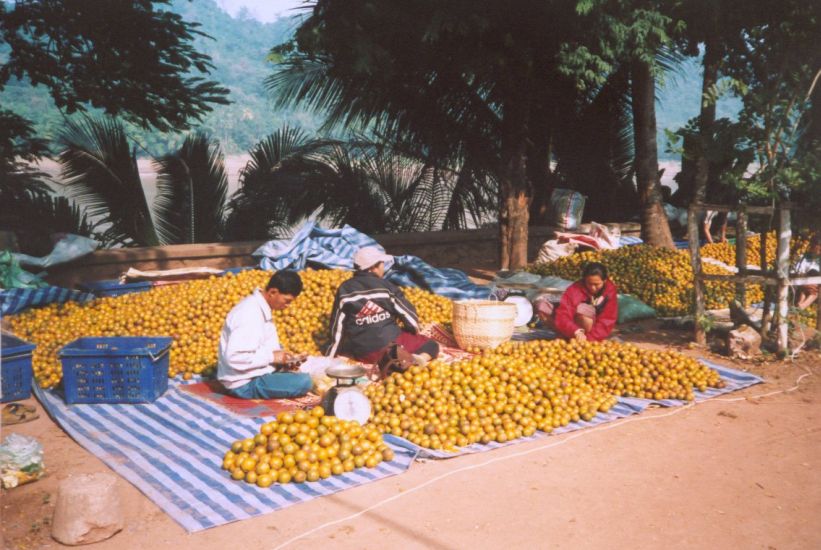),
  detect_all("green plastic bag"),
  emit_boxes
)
[617,293,656,323]
[0,250,47,289]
